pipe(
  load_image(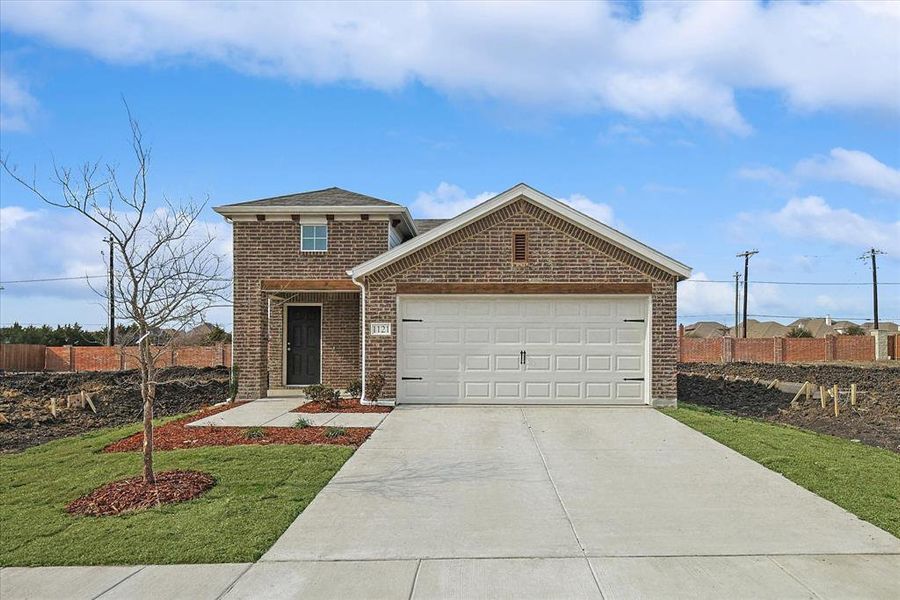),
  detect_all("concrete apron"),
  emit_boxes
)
[4,406,899,599]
